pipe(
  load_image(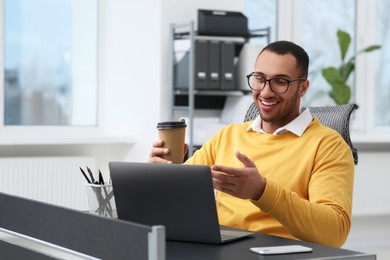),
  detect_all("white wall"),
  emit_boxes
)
[99,0,163,164]
[352,149,390,215]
